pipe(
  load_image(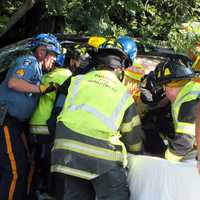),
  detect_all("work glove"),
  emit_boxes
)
[39,82,59,94]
